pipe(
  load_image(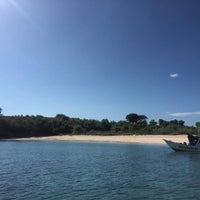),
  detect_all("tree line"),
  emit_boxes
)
[0,110,198,139]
